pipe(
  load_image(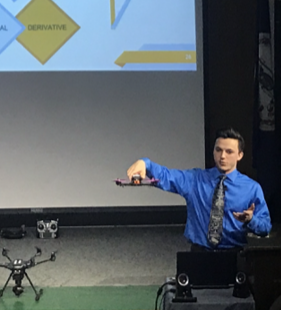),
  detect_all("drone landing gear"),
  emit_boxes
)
[0,270,43,301]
